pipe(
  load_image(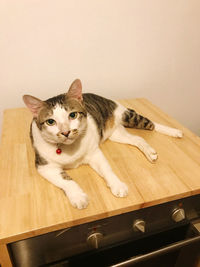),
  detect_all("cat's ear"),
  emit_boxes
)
[23,95,44,117]
[67,79,83,102]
